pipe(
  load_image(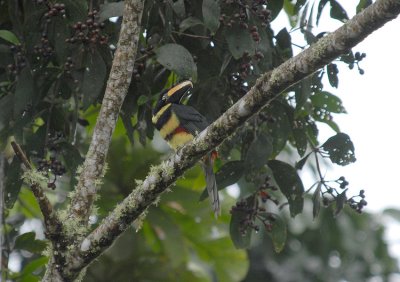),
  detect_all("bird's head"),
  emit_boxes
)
[153,80,193,114]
